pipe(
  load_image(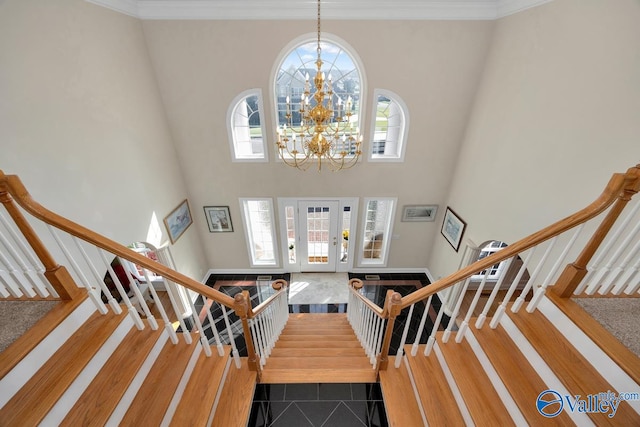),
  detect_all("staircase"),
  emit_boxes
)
[1,168,640,426]
[260,313,376,384]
